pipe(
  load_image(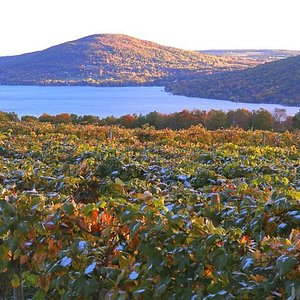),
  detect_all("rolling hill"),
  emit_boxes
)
[166,55,300,106]
[0,34,250,86]
[200,49,300,63]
